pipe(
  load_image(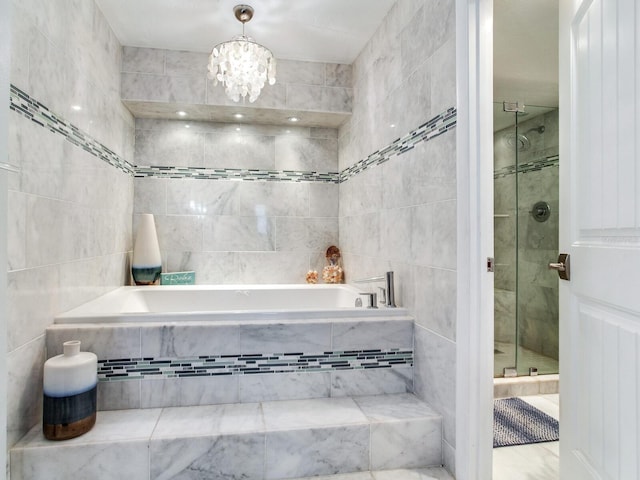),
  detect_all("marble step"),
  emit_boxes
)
[11,393,443,480]
[288,468,454,479]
